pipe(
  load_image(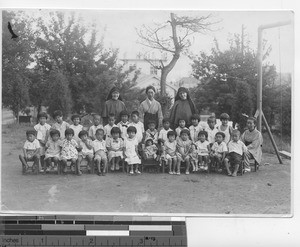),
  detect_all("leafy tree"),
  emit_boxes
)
[137,13,216,95]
